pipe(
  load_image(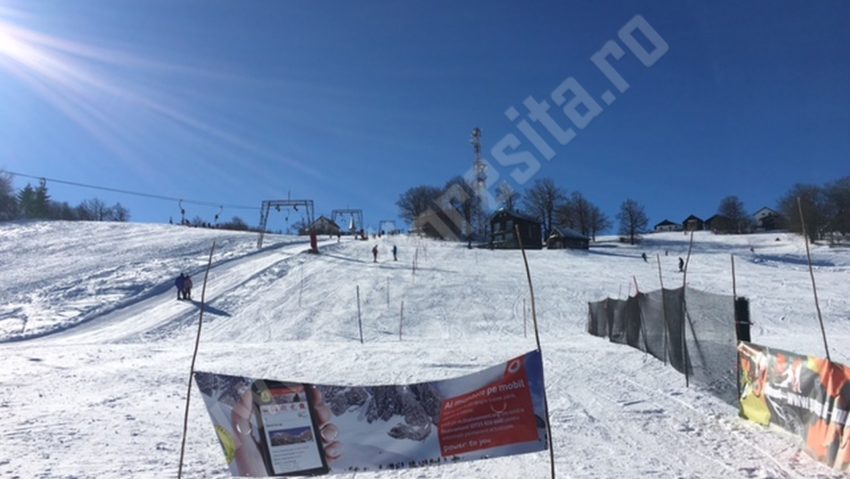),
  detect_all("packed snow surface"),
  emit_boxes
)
[1,221,848,478]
